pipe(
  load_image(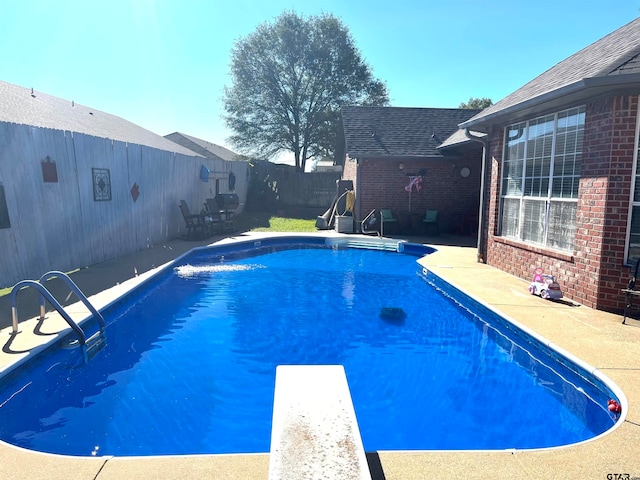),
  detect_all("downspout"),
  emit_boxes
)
[355,158,361,228]
[465,128,488,263]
